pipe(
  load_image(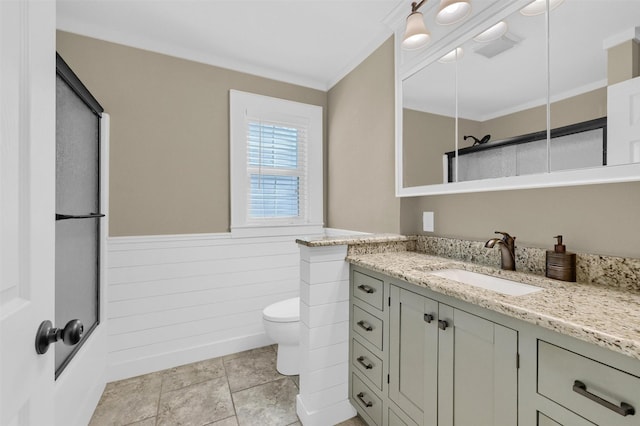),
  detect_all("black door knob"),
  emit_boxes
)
[35,319,84,355]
